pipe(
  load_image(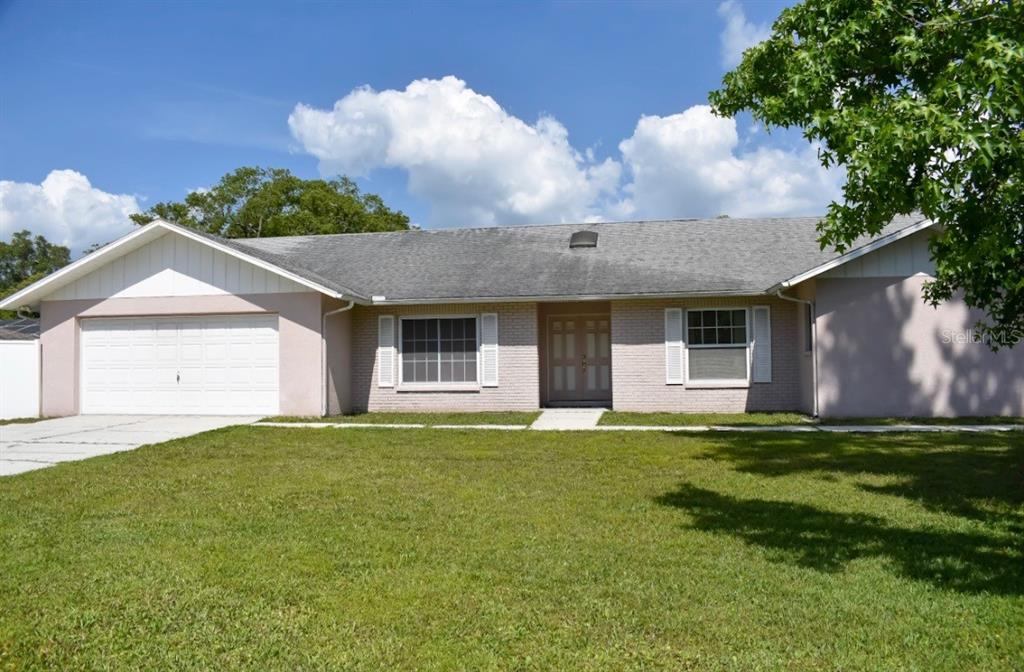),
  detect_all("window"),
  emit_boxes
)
[400,317,477,384]
[686,309,749,383]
